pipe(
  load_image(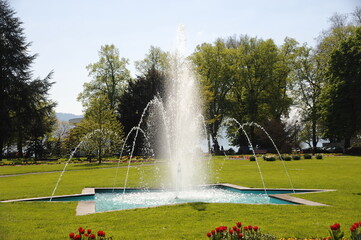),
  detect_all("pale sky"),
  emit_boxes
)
[10,0,360,115]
